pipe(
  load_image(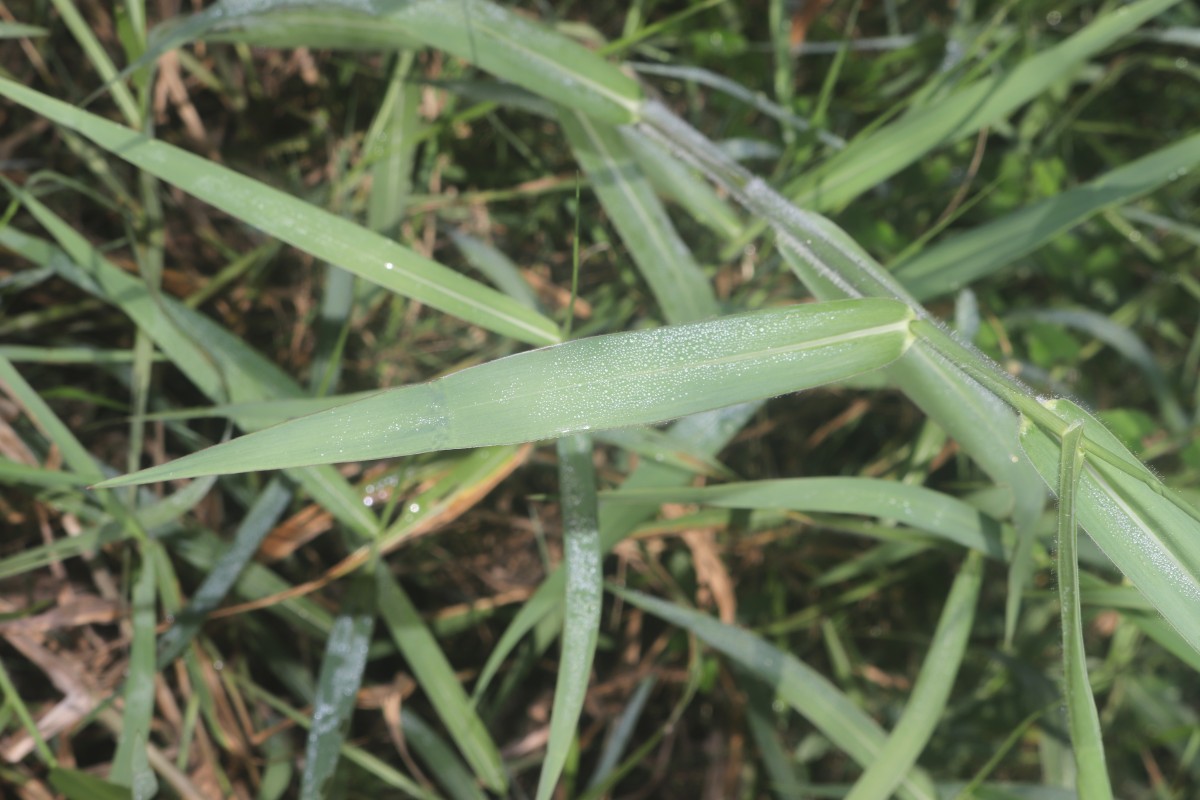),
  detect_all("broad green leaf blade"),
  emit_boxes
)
[1054,421,1115,800]
[1020,398,1200,658]
[300,577,374,800]
[536,434,603,800]
[0,78,560,347]
[603,478,1008,558]
[612,586,939,800]
[97,299,914,486]
[561,109,719,325]
[375,564,508,793]
[845,550,984,800]
[109,547,158,799]
[894,132,1200,300]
